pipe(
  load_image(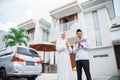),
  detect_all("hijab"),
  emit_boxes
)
[56,32,67,47]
